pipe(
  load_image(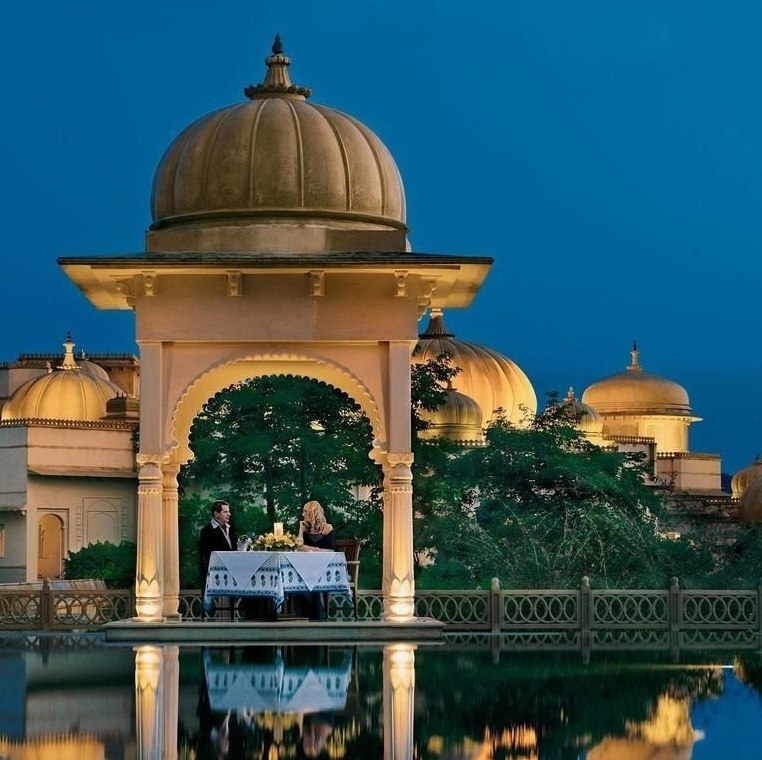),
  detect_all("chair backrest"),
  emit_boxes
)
[334,539,361,585]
